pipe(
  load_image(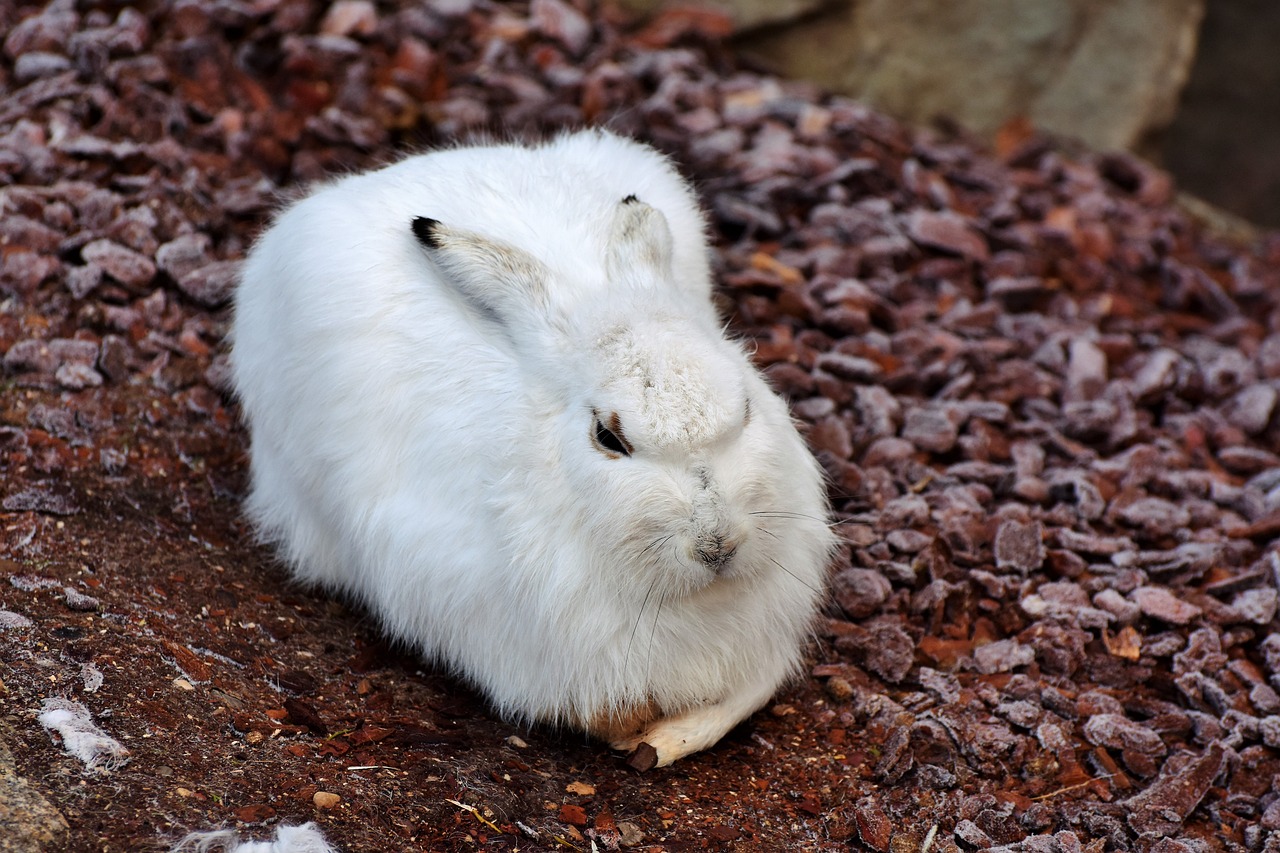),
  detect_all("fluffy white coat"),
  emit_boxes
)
[230,130,834,764]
